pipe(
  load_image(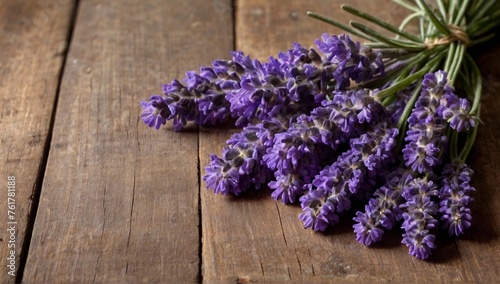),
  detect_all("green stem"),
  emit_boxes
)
[465,53,482,115]
[376,68,427,99]
[379,48,414,58]
[306,12,375,42]
[436,0,448,20]
[469,0,498,24]
[469,18,500,38]
[360,60,412,90]
[448,0,458,24]
[342,5,422,42]
[396,83,423,152]
[459,107,480,161]
[458,70,475,101]
[447,43,465,82]
[453,0,471,25]
[467,12,500,37]
[398,11,425,39]
[416,0,451,36]
[364,43,392,48]
[443,42,457,73]
[376,50,445,99]
[350,22,426,50]
[392,0,420,13]
[469,0,485,17]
